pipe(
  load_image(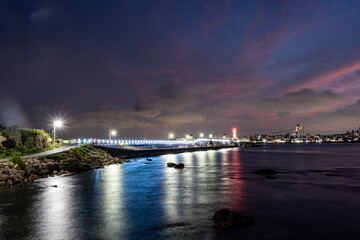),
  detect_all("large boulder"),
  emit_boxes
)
[35,134,50,149]
[45,162,58,173]
[0,135,6,147]
[14,164,22,170]
[213,208,254,229]
[29,174,39,181]
[2,136,20,148]
[0,174,9,181]
[25,165,40,177]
